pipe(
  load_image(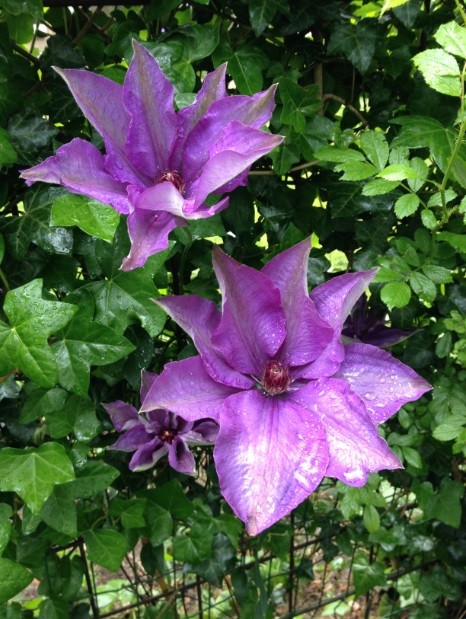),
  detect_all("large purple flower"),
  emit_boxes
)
[140,240,431,535]
[21,41,282,270]
[104,372,218,475]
